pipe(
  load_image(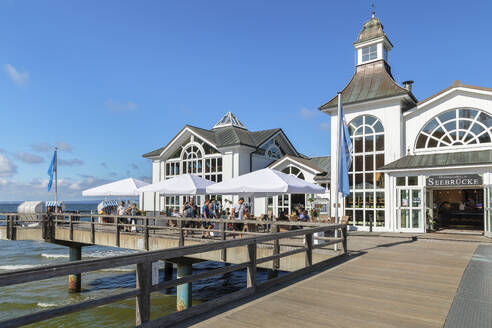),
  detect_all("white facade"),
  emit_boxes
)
[142,113,330,217]
[321,14,492,237]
